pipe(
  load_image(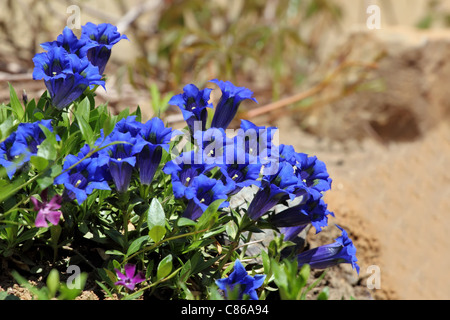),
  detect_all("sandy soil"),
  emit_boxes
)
[274,116,450,300]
